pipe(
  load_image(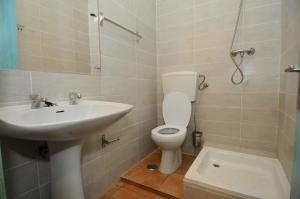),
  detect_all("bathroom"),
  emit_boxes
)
[0,0,299,198]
